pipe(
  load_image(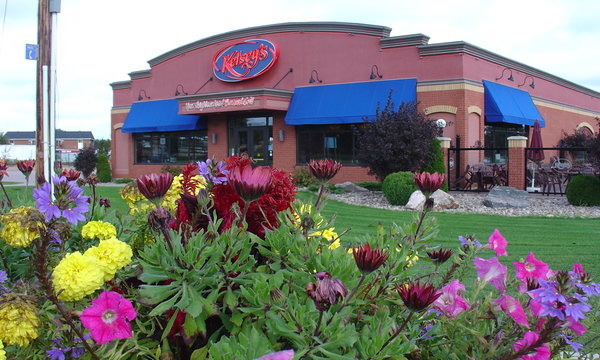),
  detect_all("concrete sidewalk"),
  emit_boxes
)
[1,166,125,187]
